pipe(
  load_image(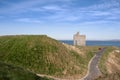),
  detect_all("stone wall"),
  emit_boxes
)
[73,32,86,46]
